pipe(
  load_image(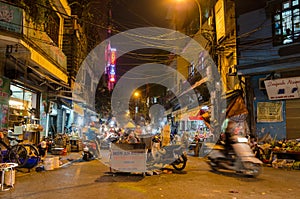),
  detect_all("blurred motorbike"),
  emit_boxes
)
[208,135,263,177]
[100,131,119,149]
